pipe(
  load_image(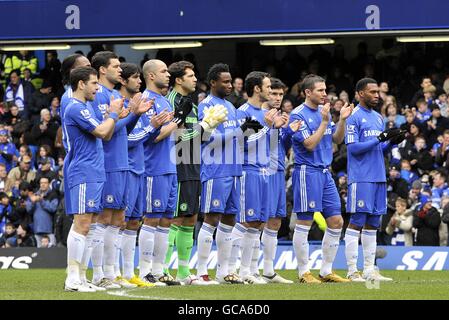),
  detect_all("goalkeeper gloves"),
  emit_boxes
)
[172,96,194,127]
[199,104,228,132]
